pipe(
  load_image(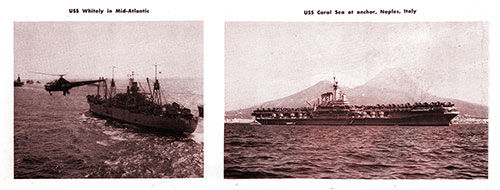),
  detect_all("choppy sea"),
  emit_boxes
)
[14,78,203,178]
[224,123,488,179]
